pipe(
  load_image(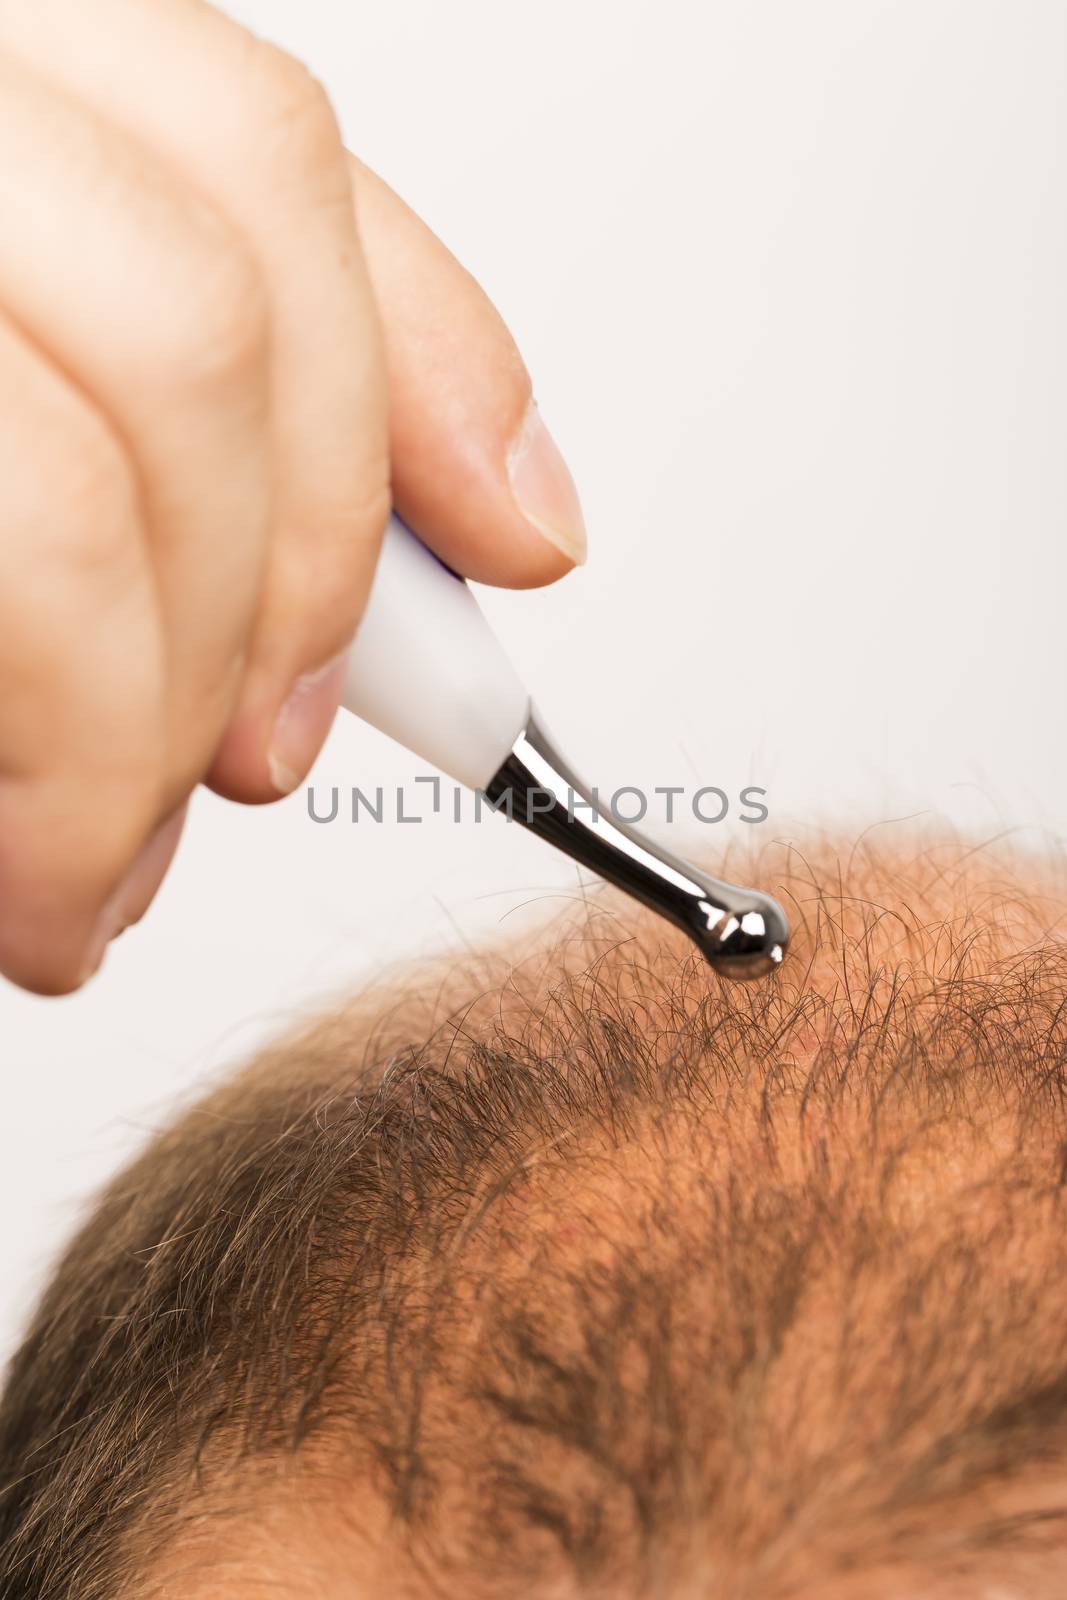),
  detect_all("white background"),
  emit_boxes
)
[2,0,1064,1366]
